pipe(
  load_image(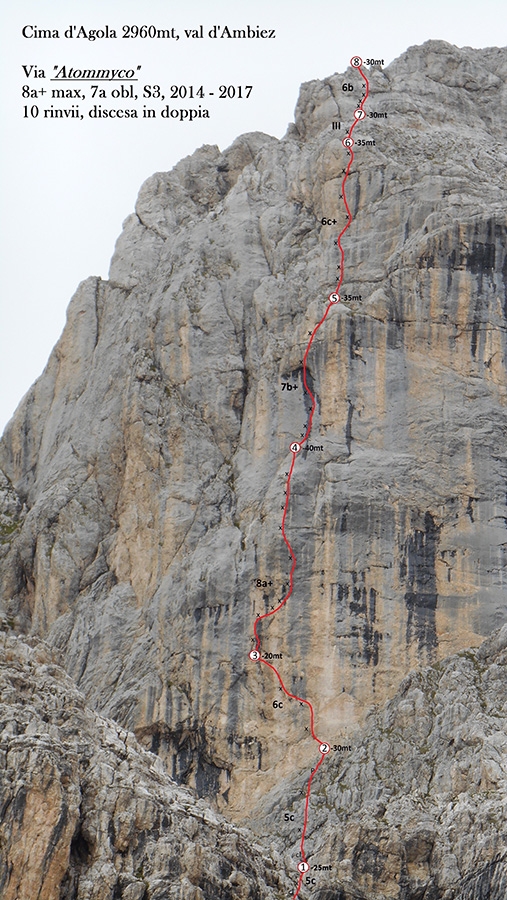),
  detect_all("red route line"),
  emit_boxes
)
[250,59,370,899]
